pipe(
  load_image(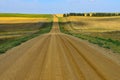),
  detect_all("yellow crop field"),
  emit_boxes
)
[65,16,120,32]
[0,17,51,39]
[0,17,48,24]
[56,14,63,17]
